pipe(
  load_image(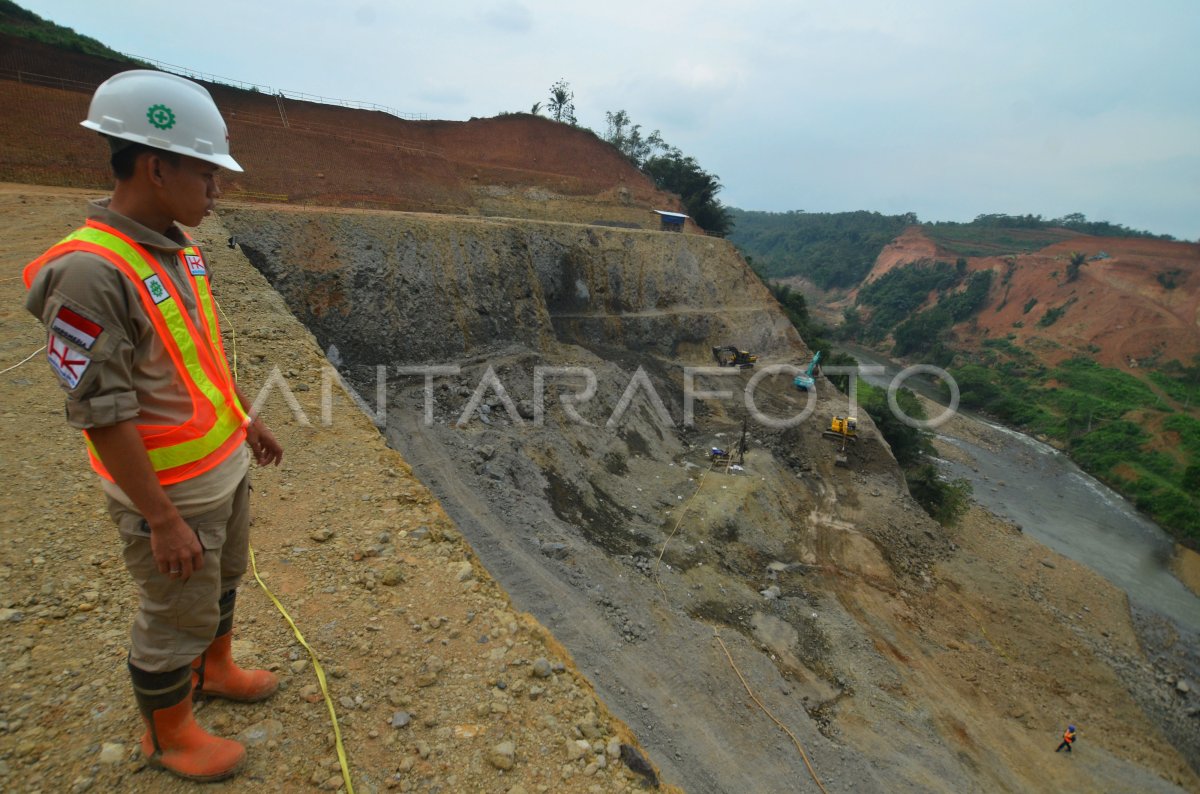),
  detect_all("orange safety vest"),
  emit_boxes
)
[24,219,249,485]
[1063,729,1075,743]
